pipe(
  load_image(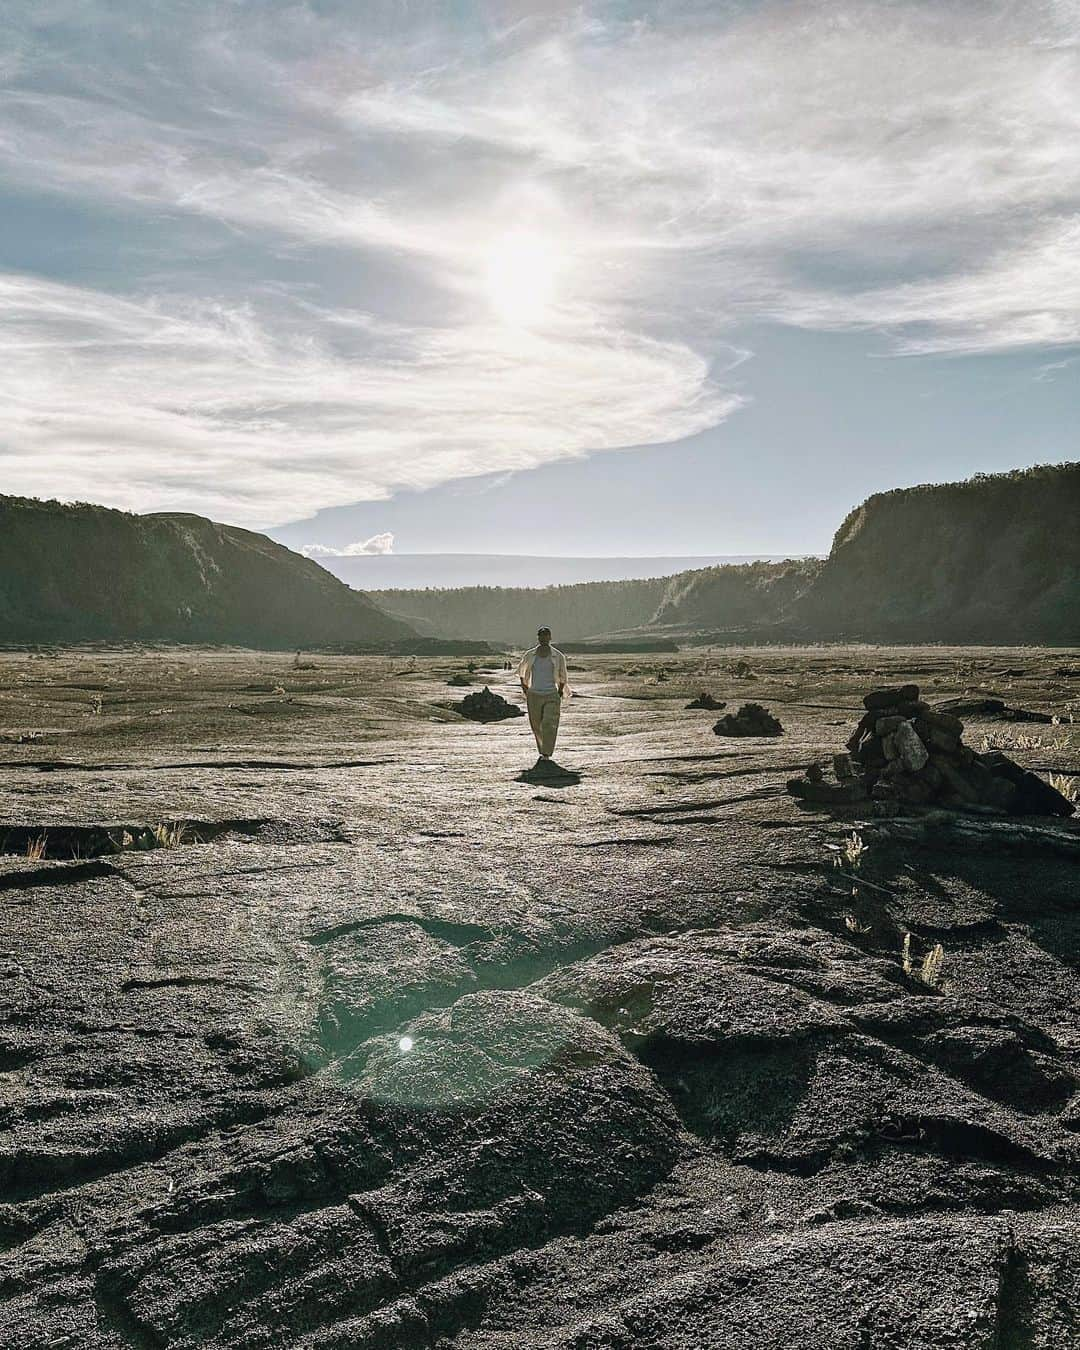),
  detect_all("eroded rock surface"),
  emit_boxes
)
[0,646,1077,1348]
